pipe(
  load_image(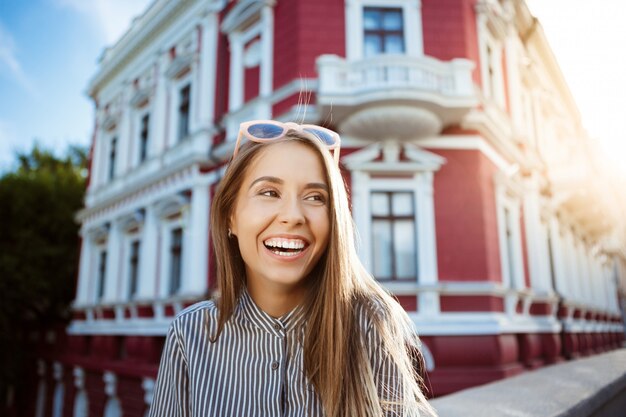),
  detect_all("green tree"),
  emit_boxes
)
[0,144,87,414]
